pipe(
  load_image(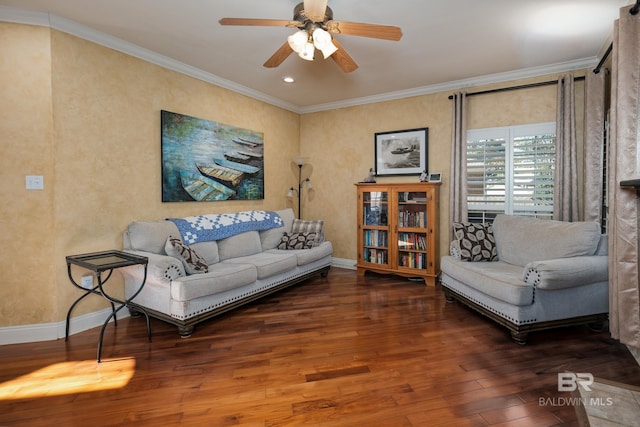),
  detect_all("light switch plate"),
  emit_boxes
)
[26,175,44,190]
